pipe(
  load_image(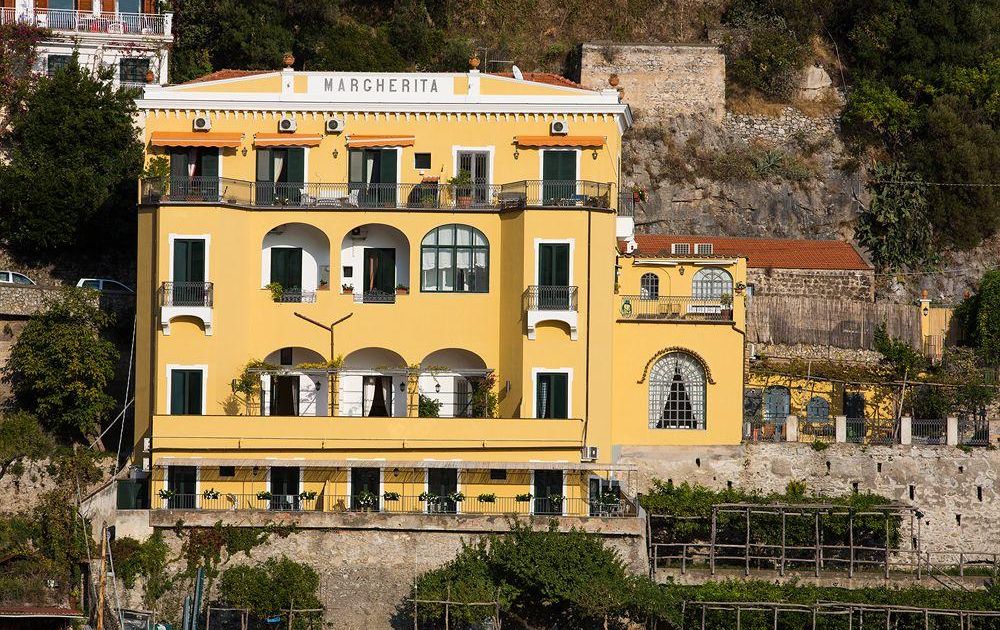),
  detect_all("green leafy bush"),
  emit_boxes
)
[855,162,935,271]
[219,556,322,627]
[723,16,808,100]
